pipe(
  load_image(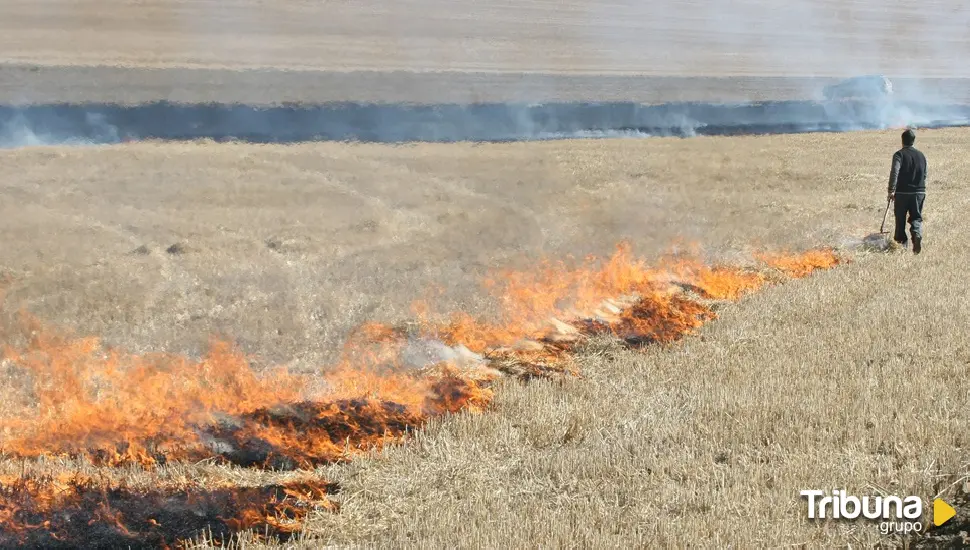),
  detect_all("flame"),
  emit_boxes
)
[0,472,338,548]
[0,241,842,546]
[0,313,491,469]
[413,243,838,362]
[755,249,841,278]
